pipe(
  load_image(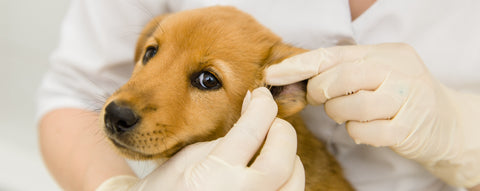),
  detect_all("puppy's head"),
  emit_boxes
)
[101,6,307,160]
